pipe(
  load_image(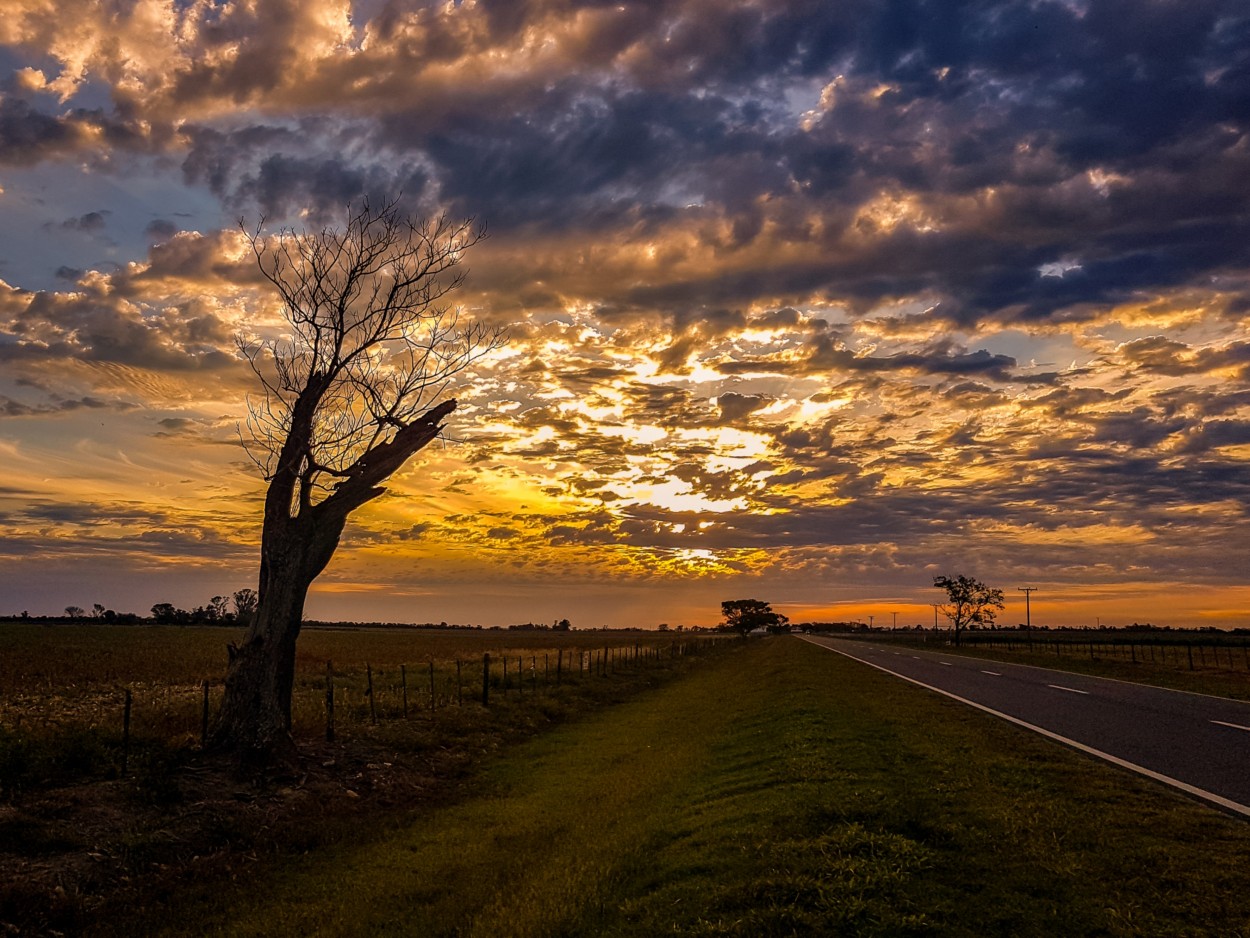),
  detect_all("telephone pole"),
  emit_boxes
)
[1018,587,1037,630]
